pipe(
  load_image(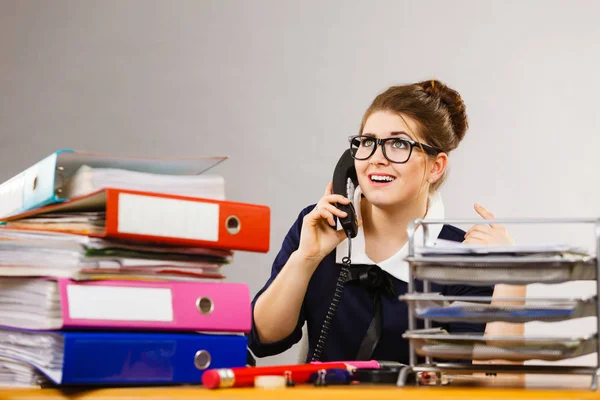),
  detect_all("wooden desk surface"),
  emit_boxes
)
[1,384,600,400]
